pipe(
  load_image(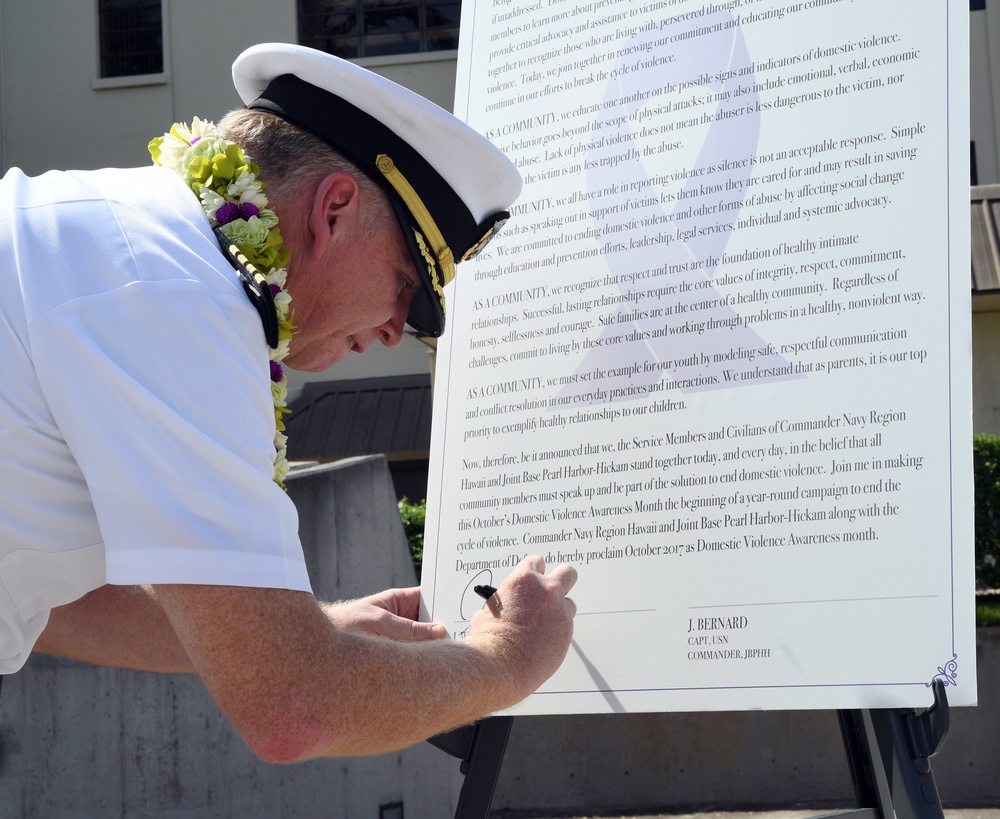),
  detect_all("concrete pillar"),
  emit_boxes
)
[0,456,459,818]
